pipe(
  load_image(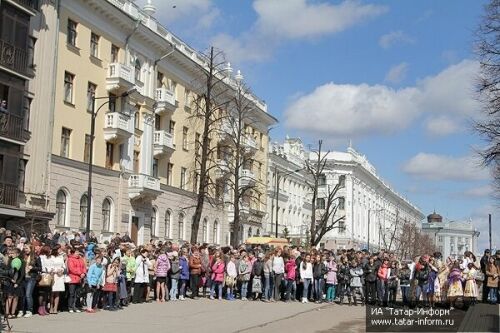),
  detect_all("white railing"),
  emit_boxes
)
[156,88,176,104]
[129,174,160,191]
[241,169,256,181]
[105,112,130,132]
[108,63,134,84]
[243,135,258,150]
[153,130,174,149]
